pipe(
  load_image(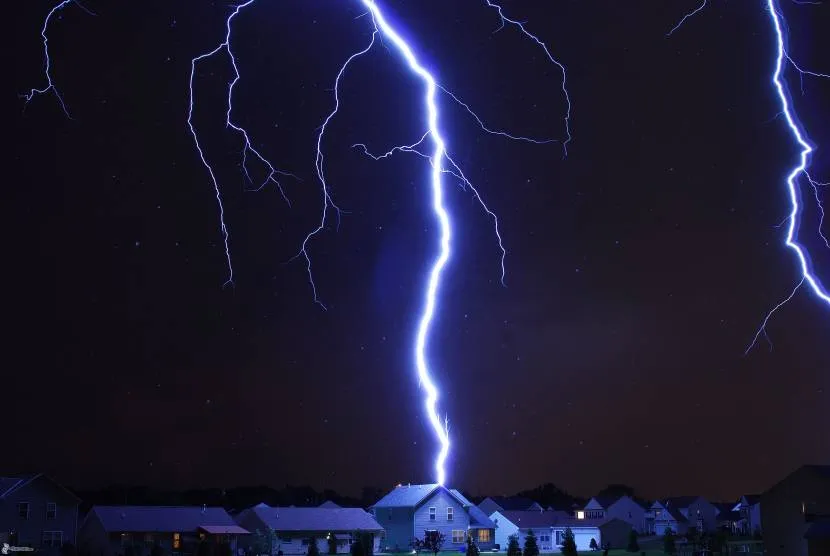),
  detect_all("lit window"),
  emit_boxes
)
[447,507,454,521]
[477,530,491,543]
[173,533,181,549]
[429,507,436,521]
[576,511,585,520]
[18,503,30,520]
[47,503,57,520]
[451,530,465,544]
